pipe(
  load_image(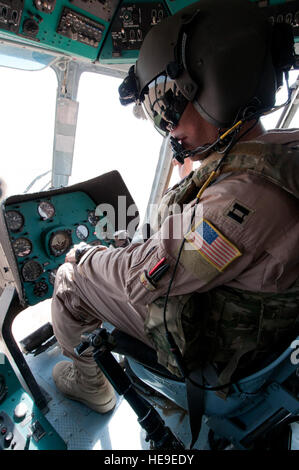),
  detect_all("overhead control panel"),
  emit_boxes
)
[56,7,105,49]
[0,0,120,61]
[97,0,299,63]
[262,0,299,38]
[68,0,118,23]
[0,0,23,33]
[108,2,169,60]
[0,1,297,65]
[0,0,171,62]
